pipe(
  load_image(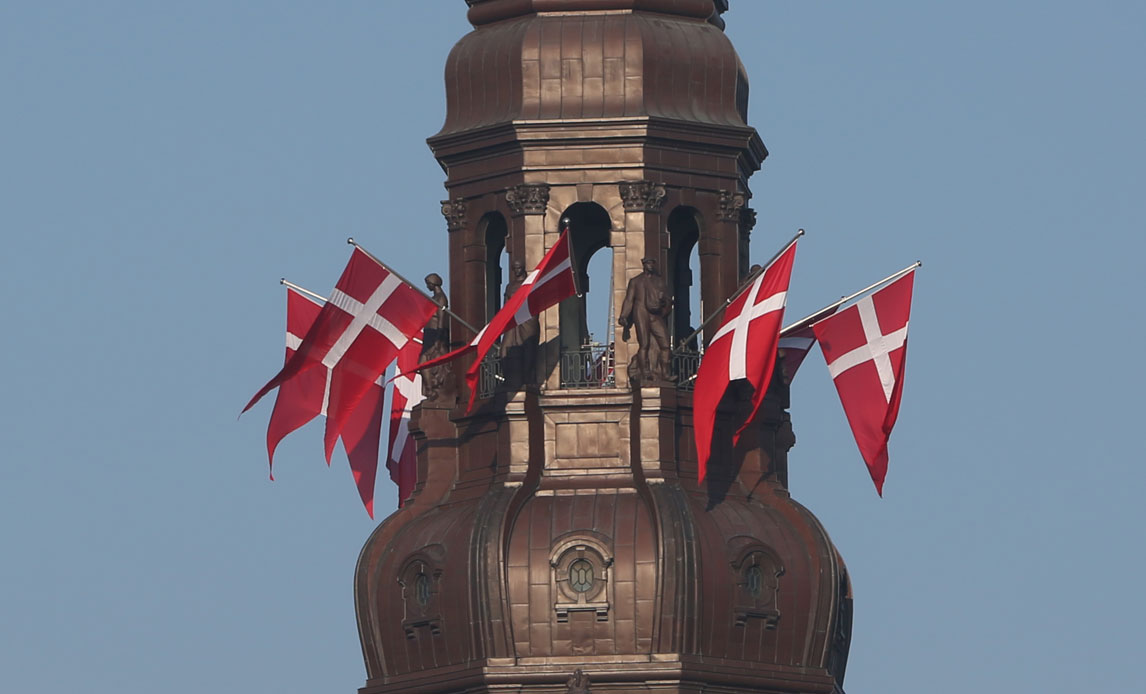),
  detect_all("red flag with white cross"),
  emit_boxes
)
[262,284,392,518]
[265,287,327,477]
[387,332,424,508]
[244,248,438,464]
[413,227,576,411]
[693,238,798,480]
[812,269,915,495]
